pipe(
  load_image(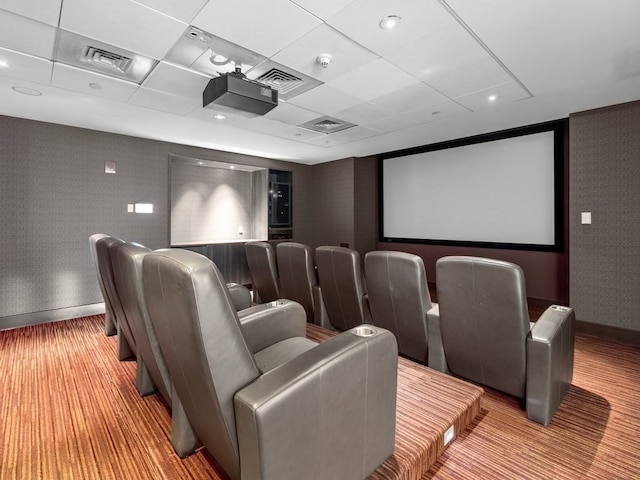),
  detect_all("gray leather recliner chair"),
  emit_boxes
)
[143,248,397,480]
[111,242,172,404]
[89,233,116,336]
[428,256,575,425]
[315,246,370,331]
[276,241,328,326]
[112,243,289,456]
[364,251,433,364]
[95,235,135,361]
[245,241,280,303]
